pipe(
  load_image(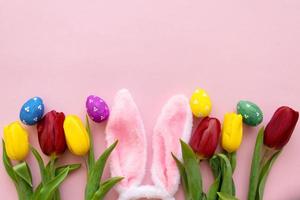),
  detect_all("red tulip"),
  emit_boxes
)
[37,110,67,156]
[264,106,299,149]
[189,117,221,158]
